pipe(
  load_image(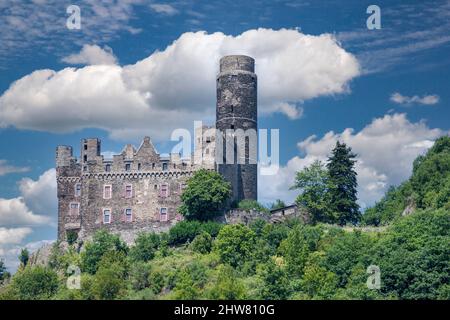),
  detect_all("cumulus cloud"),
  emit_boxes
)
[259,113,446,208]
[0,28,360,141]
[0,227,32,245]
[390,92,440,105]
[0,169,56,227]
[19,169,57,218]
[62,44,117,65]
[150,4,179,15]
[0,159,29,176]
